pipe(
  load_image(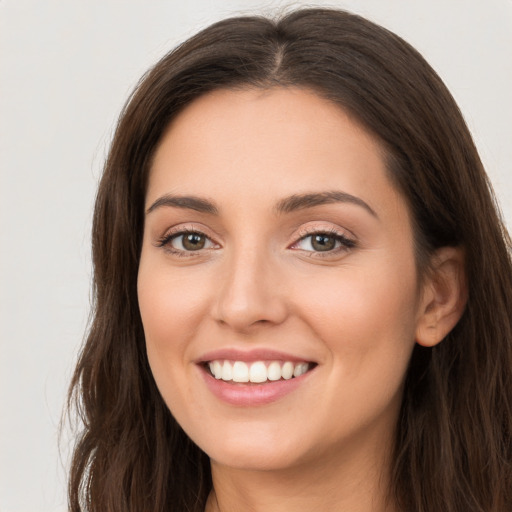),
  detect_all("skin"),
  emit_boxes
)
[137,87,465,512]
